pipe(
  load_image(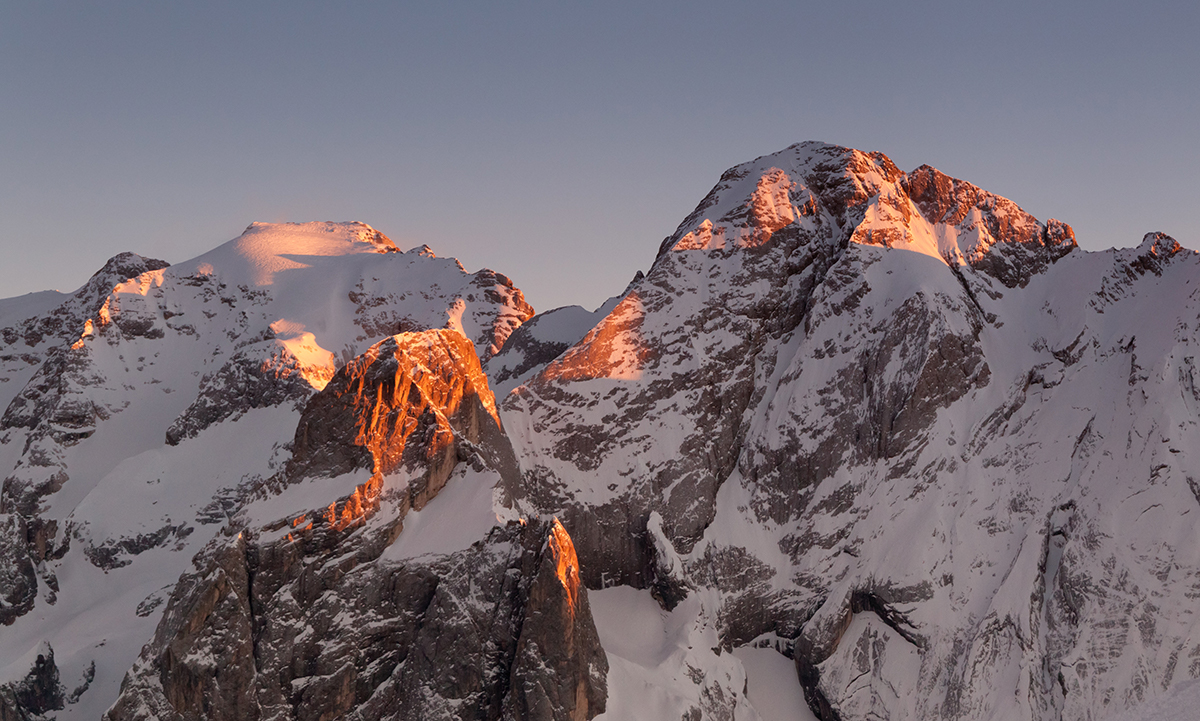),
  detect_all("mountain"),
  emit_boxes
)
[1,143,1198,721]
[0,222,547,721]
